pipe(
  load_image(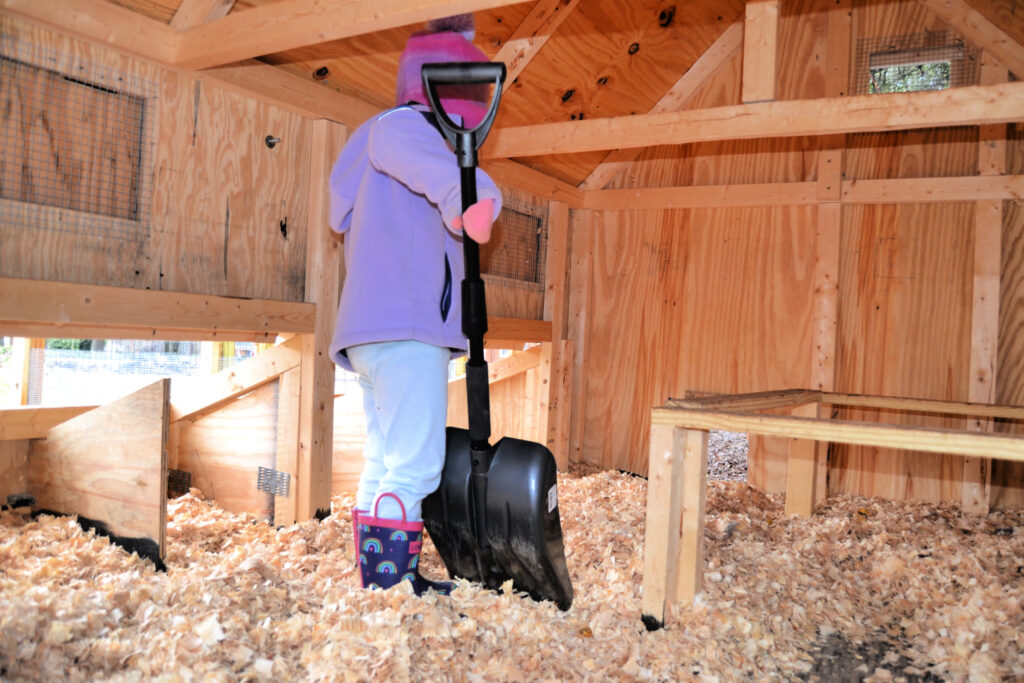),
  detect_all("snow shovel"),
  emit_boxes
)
[419,62,574,611]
